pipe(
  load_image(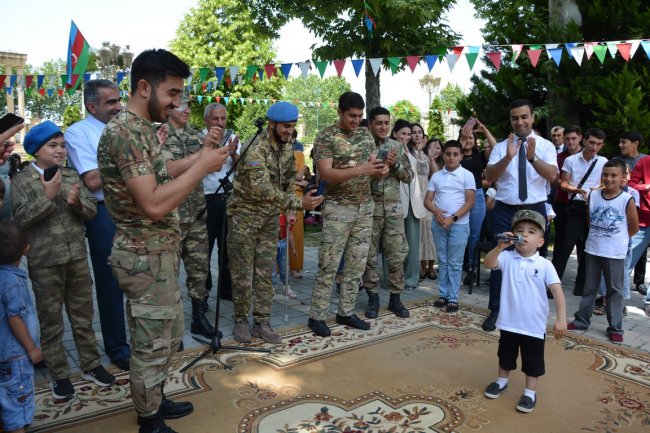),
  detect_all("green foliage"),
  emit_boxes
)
[428,84,468,139]
[23,59,81,123]
[427,109,445,140]
[283,76,351,143]
[389,100,421,124]
[62,105,82,130]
